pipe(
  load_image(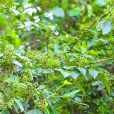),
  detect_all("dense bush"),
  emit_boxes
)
[0,0,114,114]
